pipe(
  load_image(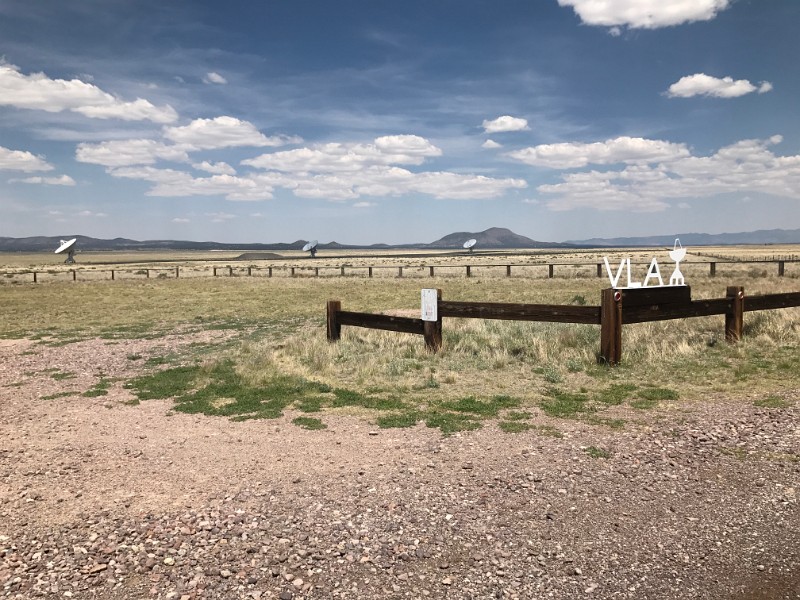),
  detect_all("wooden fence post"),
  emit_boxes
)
[548,264,554,279]
[506,265,511,277]
[268,267,273,278]
[315,267,319,276]
[291,267,295,277]
[111,269,115,281]
[466,265,471,278]
[32,272,37,283]
[341,266,345,277]
[599,288,622,366]
[597,263,603,278]
[778,261,785,277]
[710,262,716,277]
[247,266,251,277]
[213,267,217,277]
[229,266,233,277]
[176,267,180,278]
[429,266,435,277]
[72,269,76,282]
[423,289,443,352]
[398,267,403,278]
[327,300,341,341]
[368,267,373,278]
[725,286,744,343]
